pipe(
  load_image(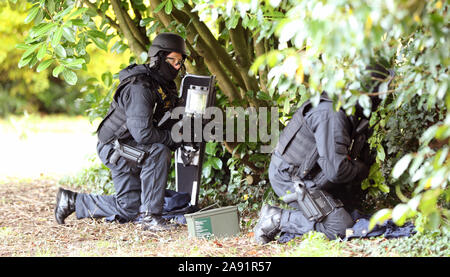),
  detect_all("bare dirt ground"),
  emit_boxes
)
[0,178,300,257]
